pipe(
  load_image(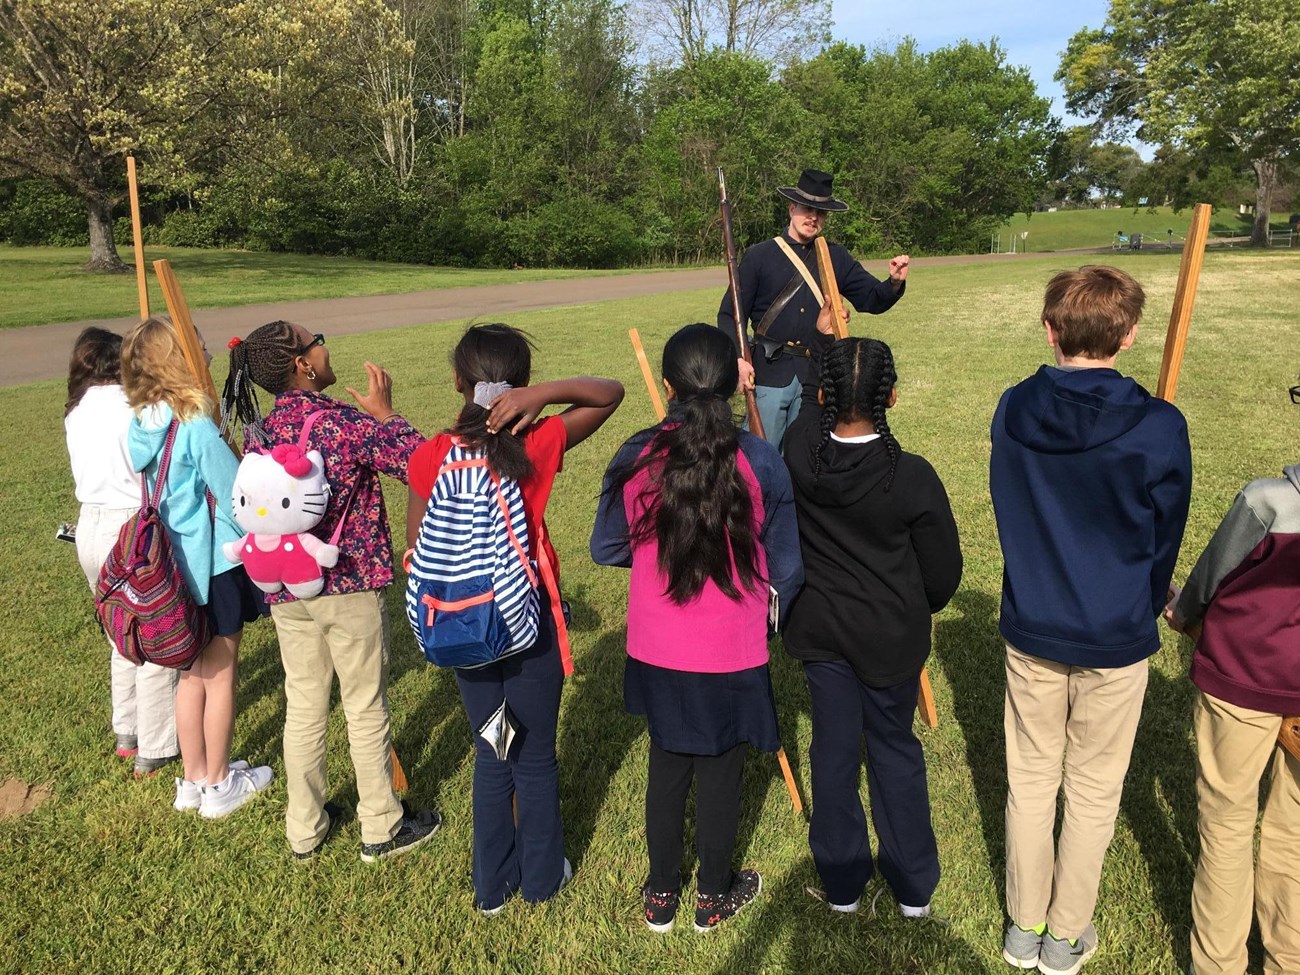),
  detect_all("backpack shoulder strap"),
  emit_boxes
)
[297,409,330,452]
[773,236,824,306]
[145,420,181,511]
[534,521,574,677]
